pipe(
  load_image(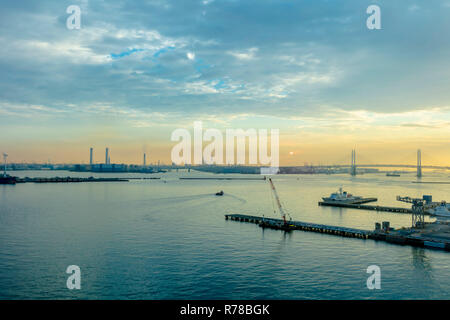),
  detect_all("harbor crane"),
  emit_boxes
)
[268,178,292,226]
[397,196,439,229]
